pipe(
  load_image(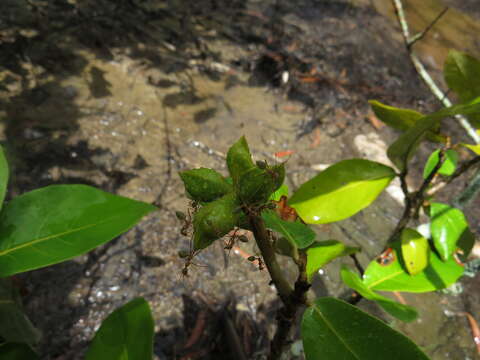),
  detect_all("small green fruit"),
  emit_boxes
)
[193,193,240,250]
[179,168,232,202]
[401,228,429,275]
[237,164,285,205]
